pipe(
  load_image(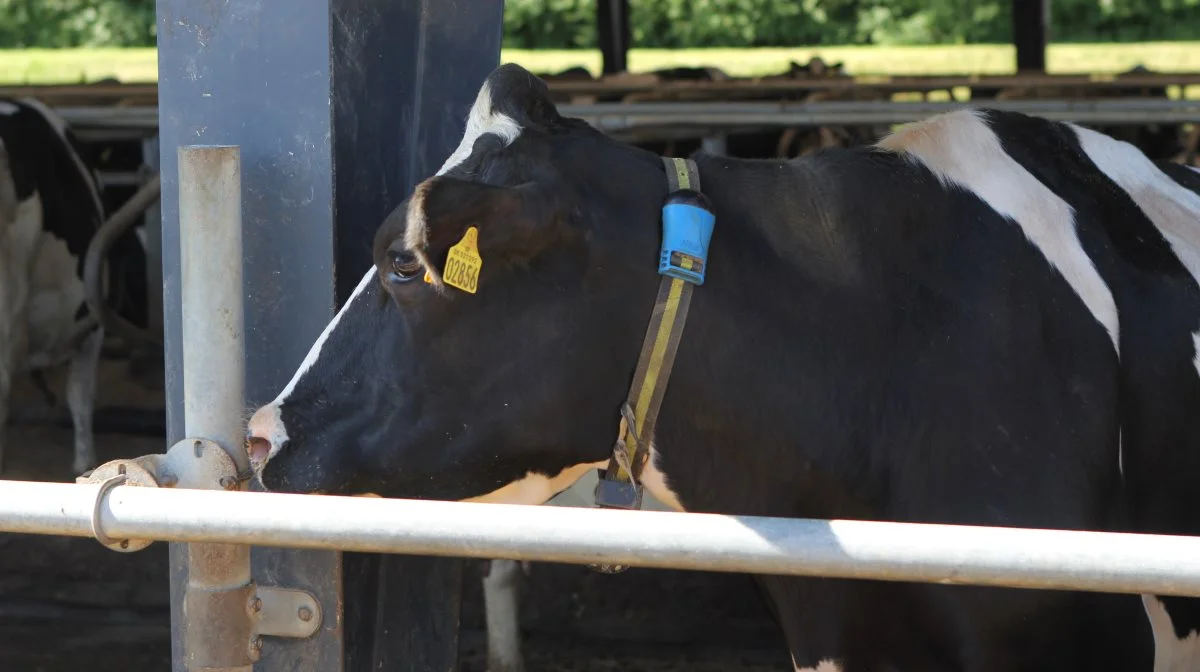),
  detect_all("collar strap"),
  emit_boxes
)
[590,157,715,572]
